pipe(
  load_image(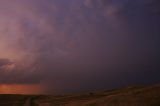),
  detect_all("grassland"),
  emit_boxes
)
[0,84,160,106]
